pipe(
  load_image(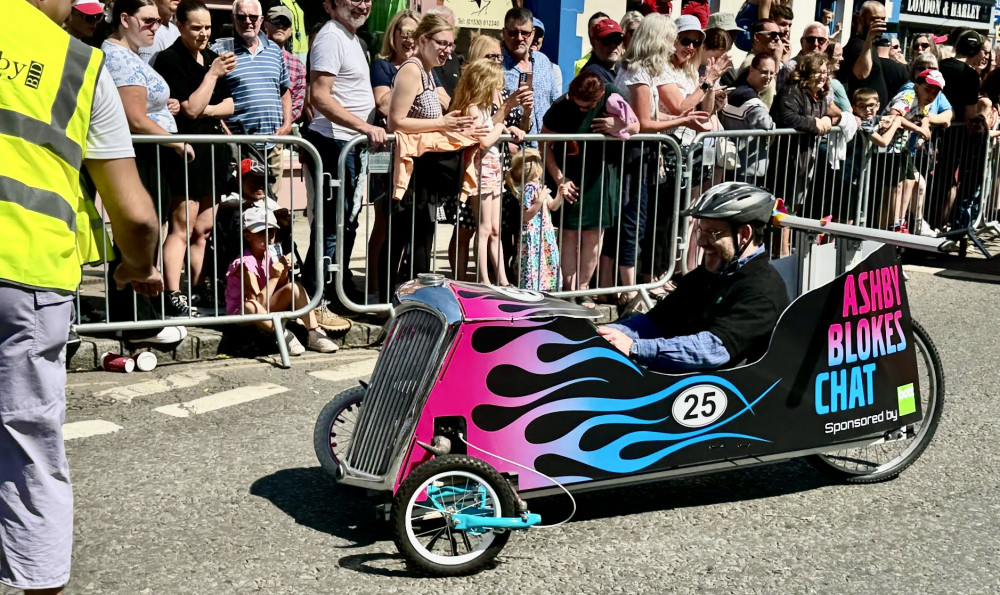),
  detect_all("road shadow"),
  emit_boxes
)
[250,467,390,548]
[524,459,840,524]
